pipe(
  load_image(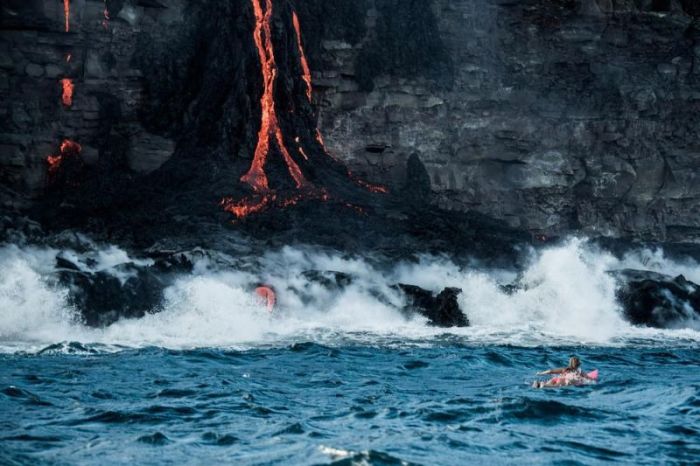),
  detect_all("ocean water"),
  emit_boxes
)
[1,239,700,464]
[2,343,699,465]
